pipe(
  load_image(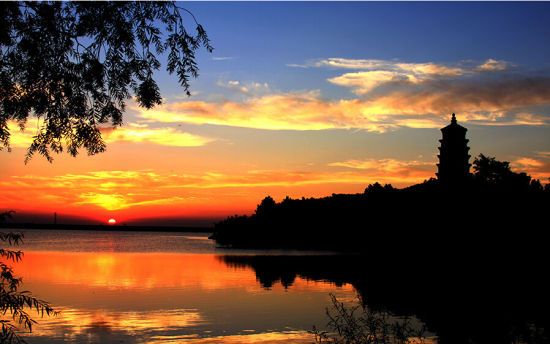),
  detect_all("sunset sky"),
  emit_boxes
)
[2,2,550,226]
